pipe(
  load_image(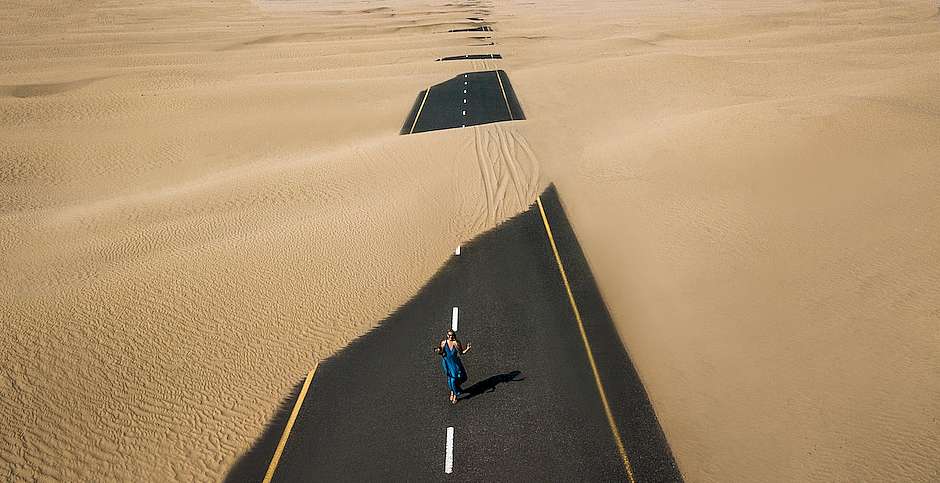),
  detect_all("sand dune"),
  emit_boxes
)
[2,0,938,481]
